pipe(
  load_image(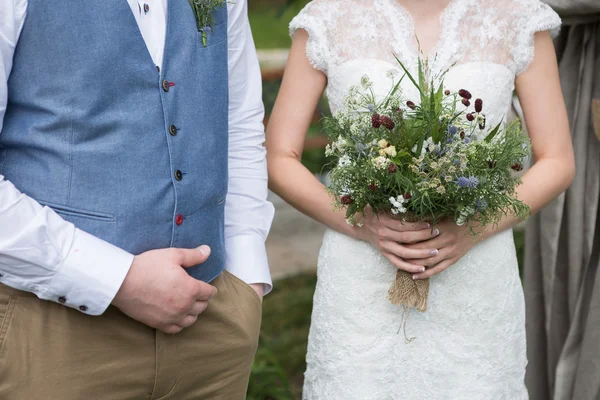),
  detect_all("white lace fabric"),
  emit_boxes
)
[288,1,561,399]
